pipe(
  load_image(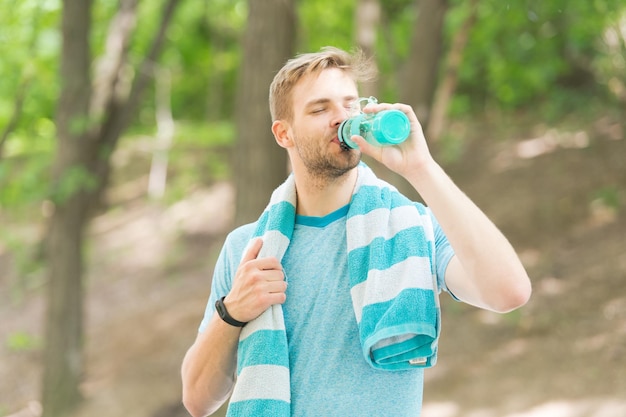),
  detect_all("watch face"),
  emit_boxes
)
[216,297,245,327]
[216,298,226,317]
